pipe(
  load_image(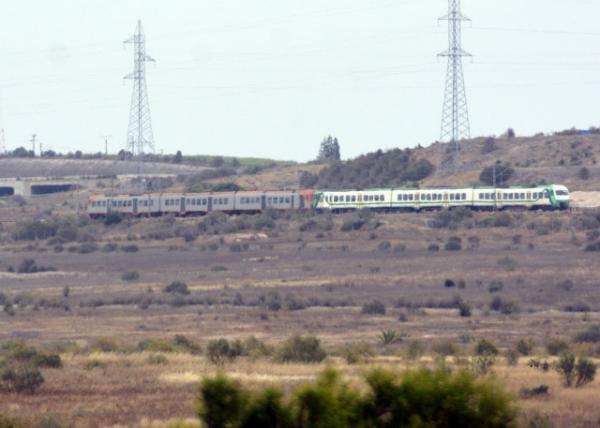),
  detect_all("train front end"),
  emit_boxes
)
[550,185,570,210]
